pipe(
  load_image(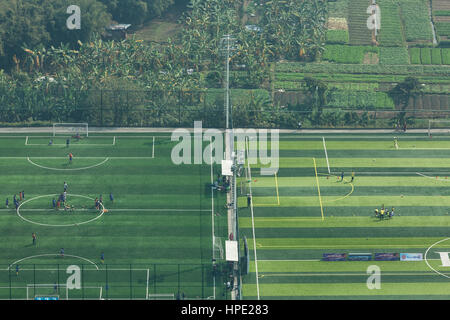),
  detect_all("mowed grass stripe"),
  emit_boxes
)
[241,227,450,238]
[240,206,450,217]
[241,195,450,207]
[247,274,446,284]
[249,157,450,168]
[239,216,450,228]
[248,176,450,188]
[251,186,450,197]
[250,237,450,249]
[250,260,436,273]
[242,140,450,150]
[243,282,450,297]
